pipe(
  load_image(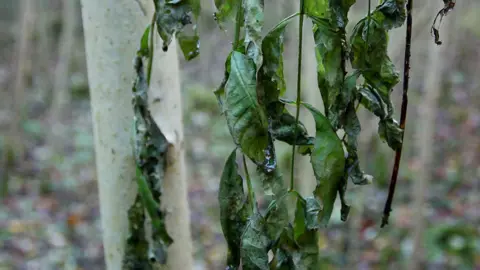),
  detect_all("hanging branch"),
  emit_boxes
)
[431,0,456,45]
[381,0,413,228]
